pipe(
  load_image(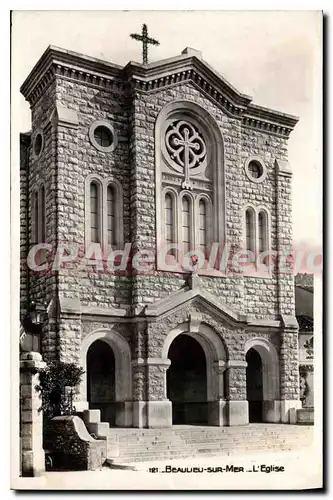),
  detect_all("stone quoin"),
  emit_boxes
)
[20,44,301,428]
